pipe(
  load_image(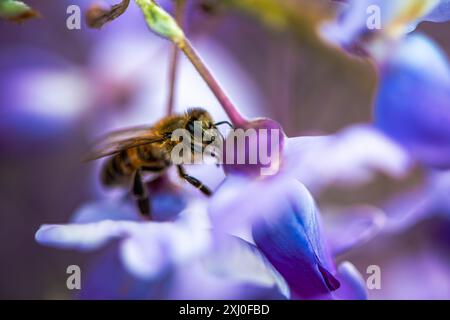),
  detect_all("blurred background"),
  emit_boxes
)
[0,0,449,299]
